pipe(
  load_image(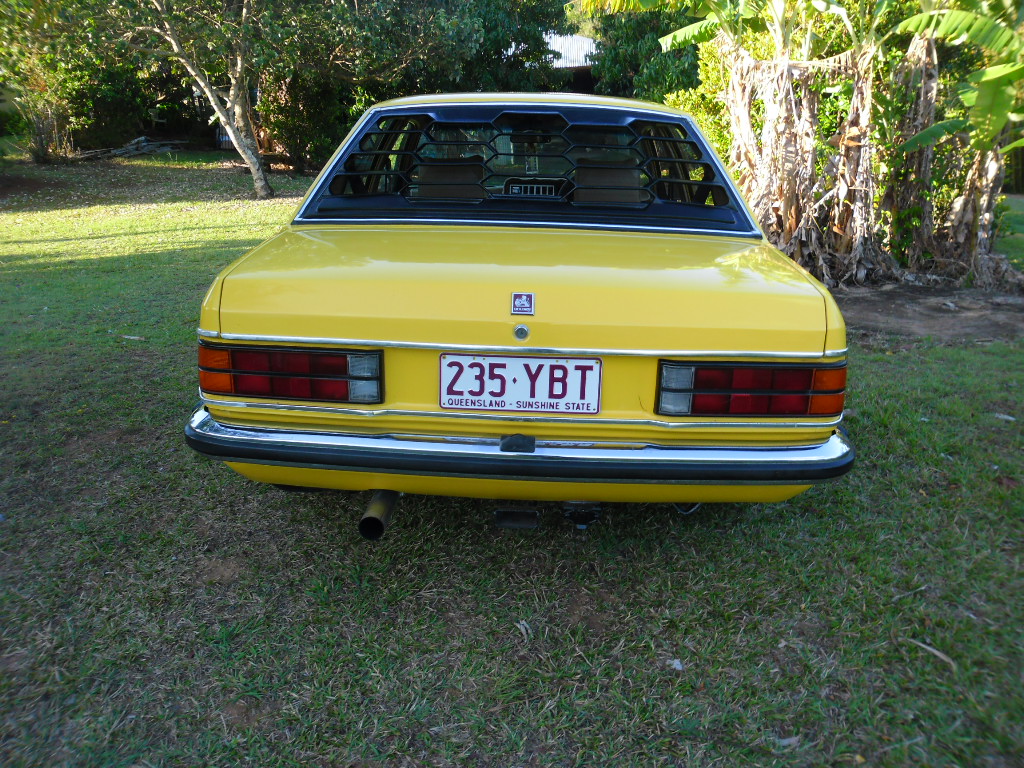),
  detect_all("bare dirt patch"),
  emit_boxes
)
[0,650,32,676]
[834,284,1024,340]
[0,174,62,199]
[220,698,277,730]
[197,557,244,586]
